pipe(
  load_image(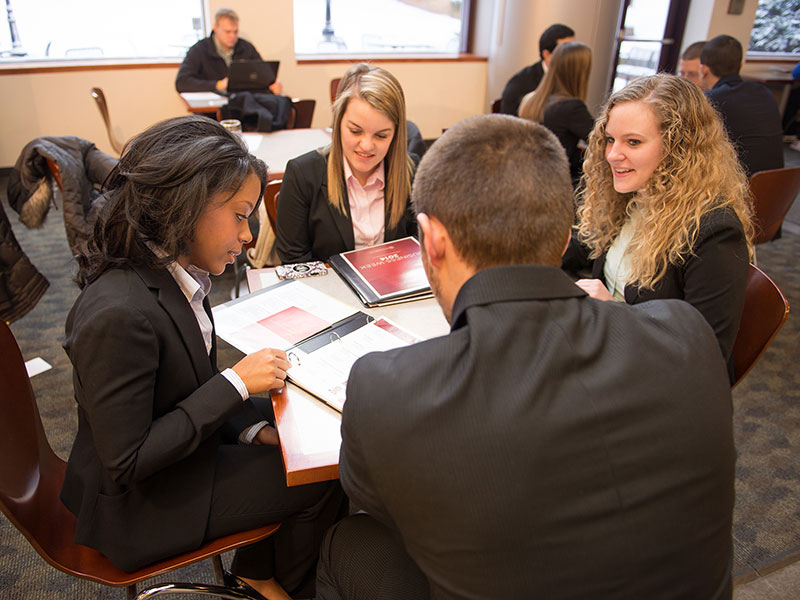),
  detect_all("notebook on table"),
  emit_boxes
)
[329,237,433,307]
